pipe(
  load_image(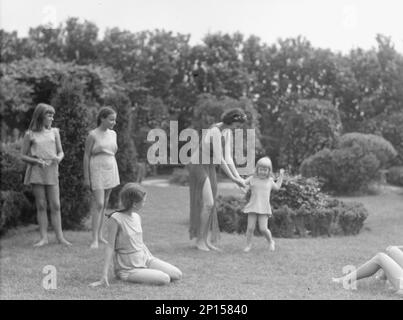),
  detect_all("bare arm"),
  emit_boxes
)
[222,129,242,180]
[209,127,245,187]
[90,217,118,287]
[53,128,64,163]
[271,169,285,191]
[21,132,44,166]
[83,133,95,186]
